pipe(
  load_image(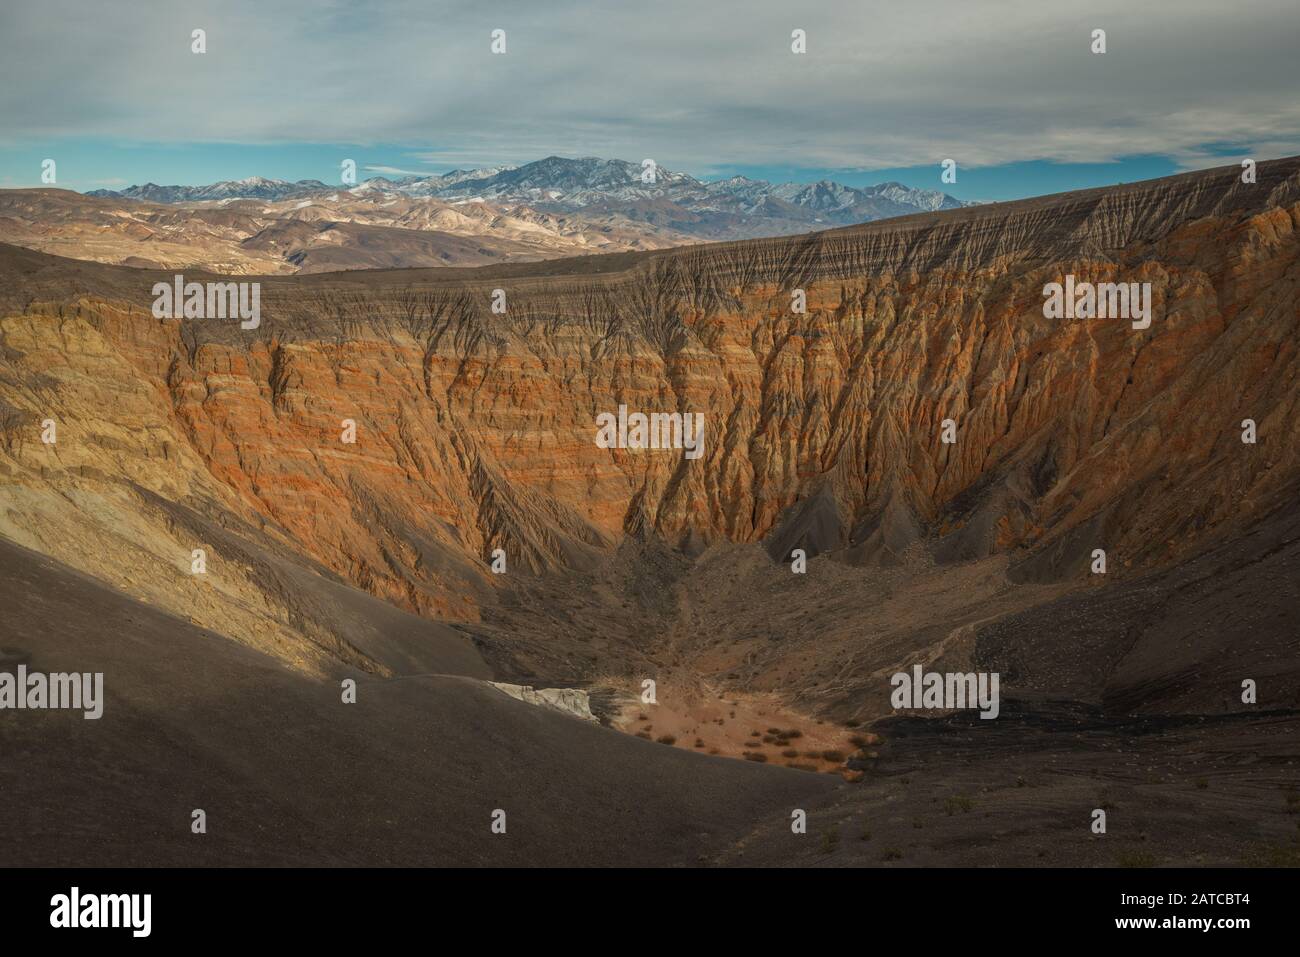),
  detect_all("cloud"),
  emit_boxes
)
[2,0,1296,171]
[363,165,434,176]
